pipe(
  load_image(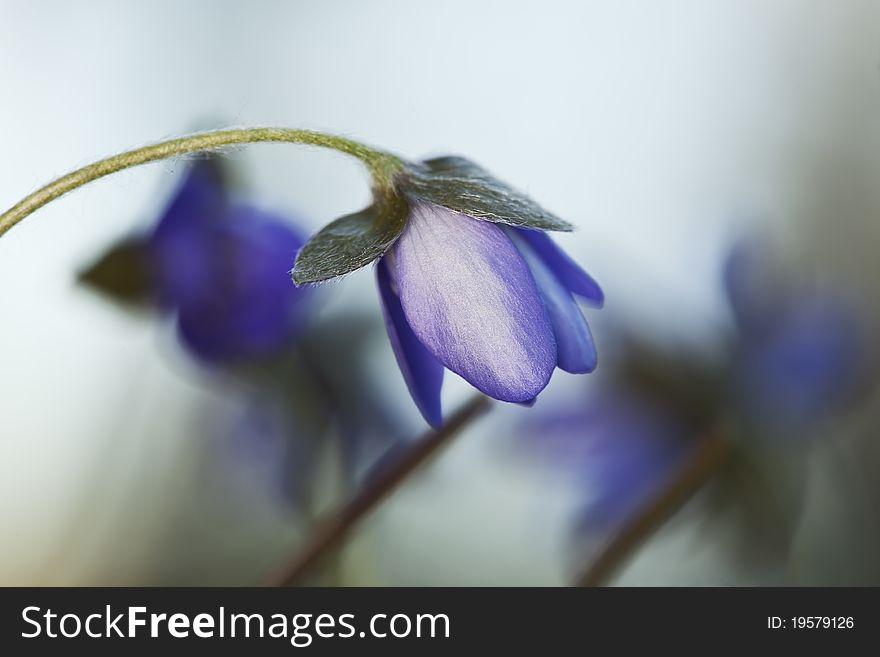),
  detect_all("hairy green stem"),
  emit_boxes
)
[0,127,404,238]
